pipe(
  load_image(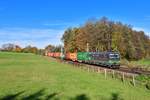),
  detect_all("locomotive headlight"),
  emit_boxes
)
[109,60,113,63]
